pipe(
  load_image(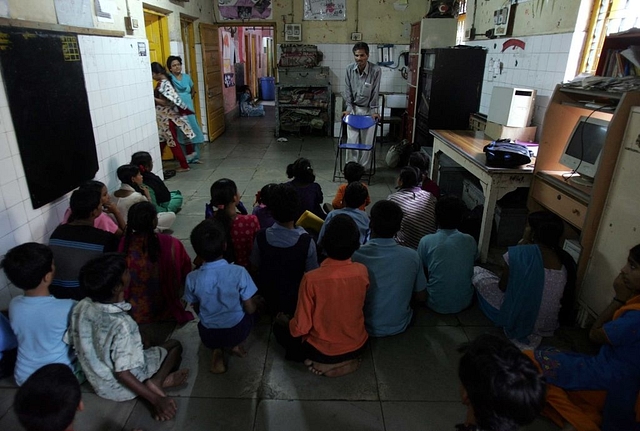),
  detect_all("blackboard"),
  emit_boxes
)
[0,26,98,209]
